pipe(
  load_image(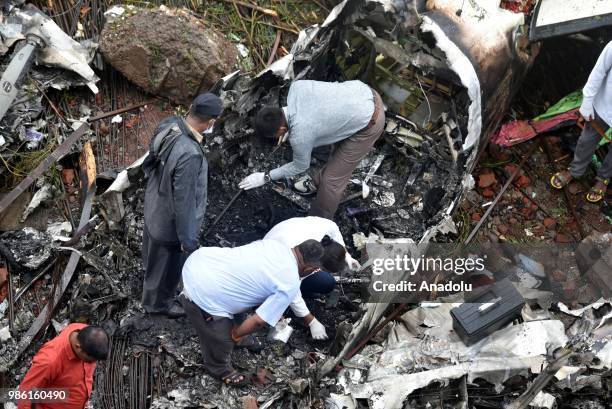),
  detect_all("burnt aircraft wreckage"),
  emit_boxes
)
[7,0,611,408]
